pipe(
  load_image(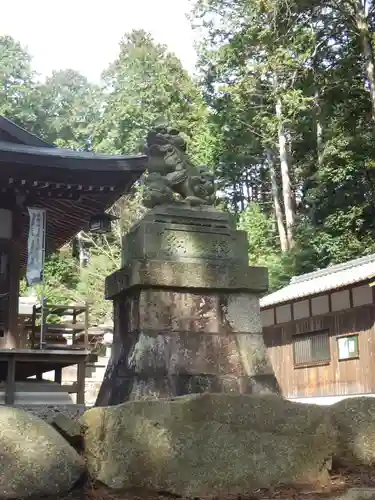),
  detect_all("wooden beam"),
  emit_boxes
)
[31,305,37,349]
[0,352,89,366]
[55,366,62,384]
[84,302,89,349]
[32,322,87,332]
[349,287,354,309]
[0,382,78,393]
[76,360,86,405]
[43,303,87,310]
